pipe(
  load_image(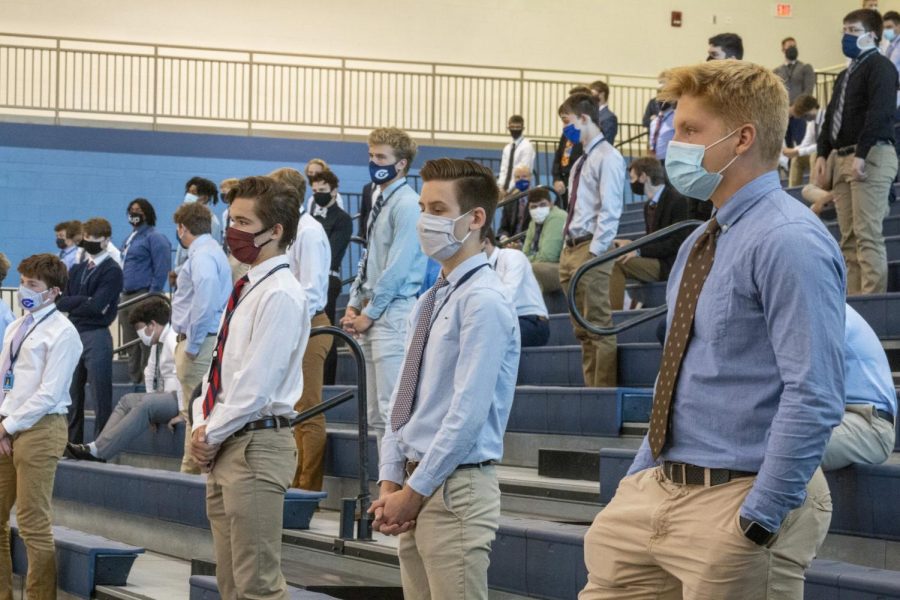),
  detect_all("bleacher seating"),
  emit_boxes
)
[189,575,337,599]
[9,517,143,599]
